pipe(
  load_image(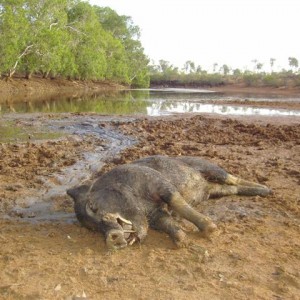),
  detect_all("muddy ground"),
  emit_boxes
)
[0,104,300,299]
